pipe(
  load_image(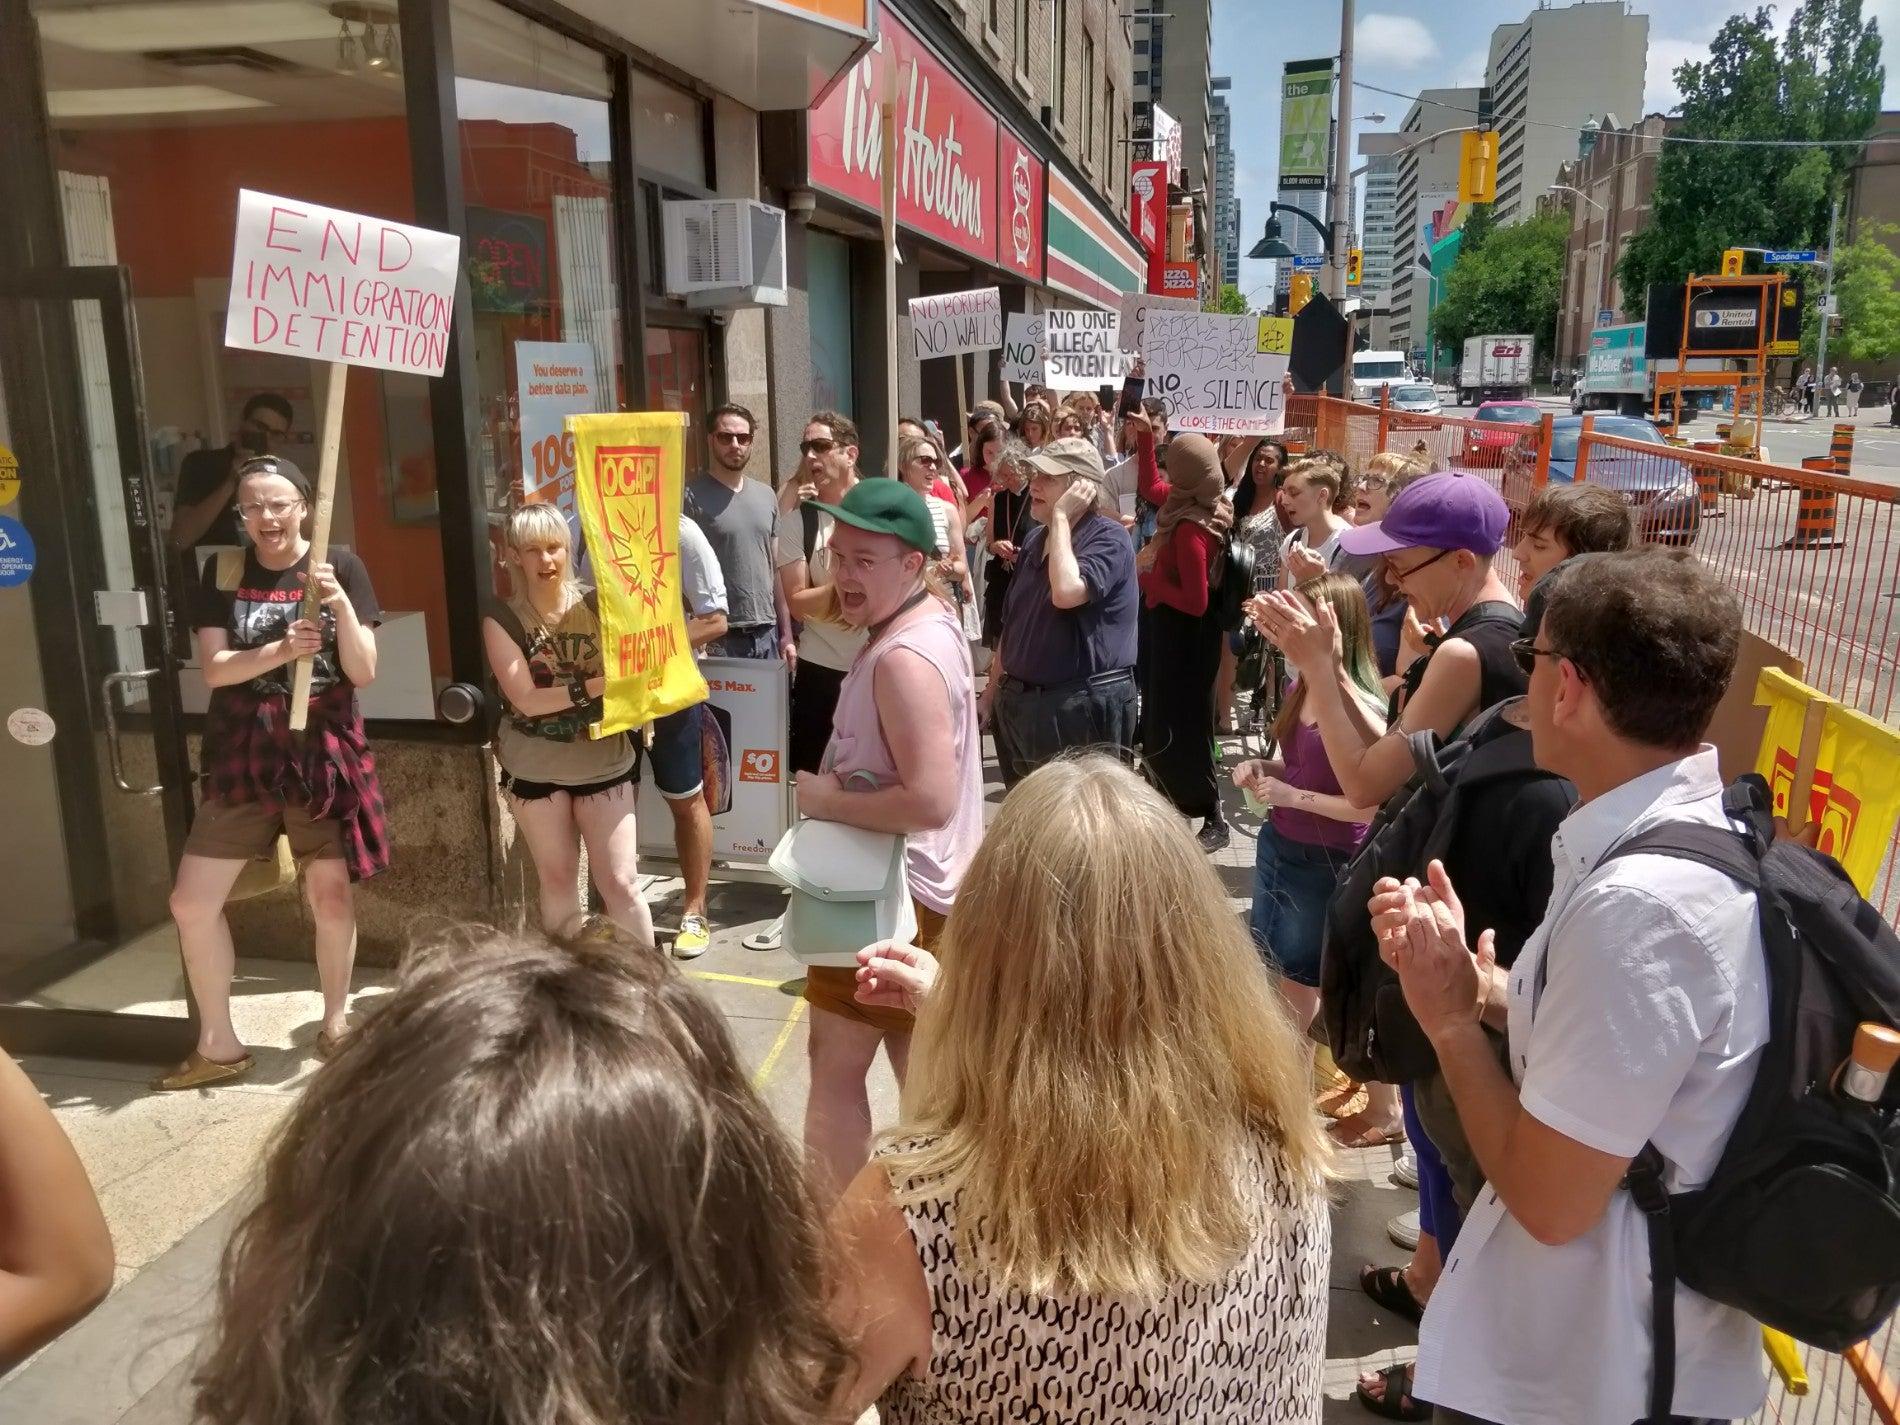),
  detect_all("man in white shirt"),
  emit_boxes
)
[1378,548,1769,1425]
